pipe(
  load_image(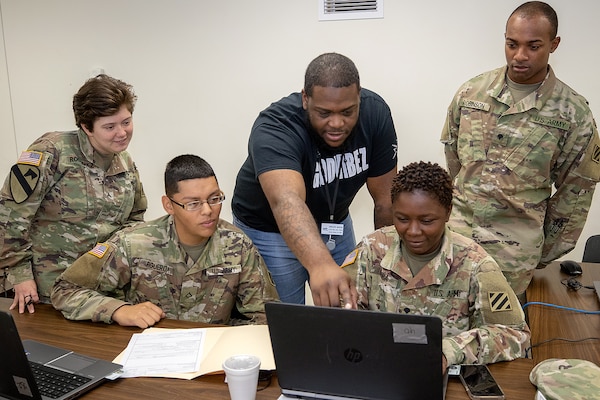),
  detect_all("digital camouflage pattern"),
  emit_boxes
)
[343,226,530,366]
[530,358,600,400]
[51,215,279,325]
[0,129,147,300]
[441,66,600,295]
